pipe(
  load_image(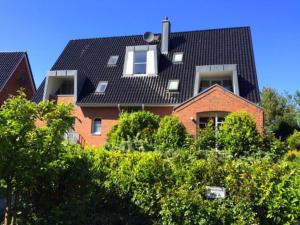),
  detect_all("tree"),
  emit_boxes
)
[261,87,299,139]
[287,130,300,150]
[195,121,216,151]
[0,91,73,224]
[155,116,187,152]
[106,111,160,151]
[217,112,262,157]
